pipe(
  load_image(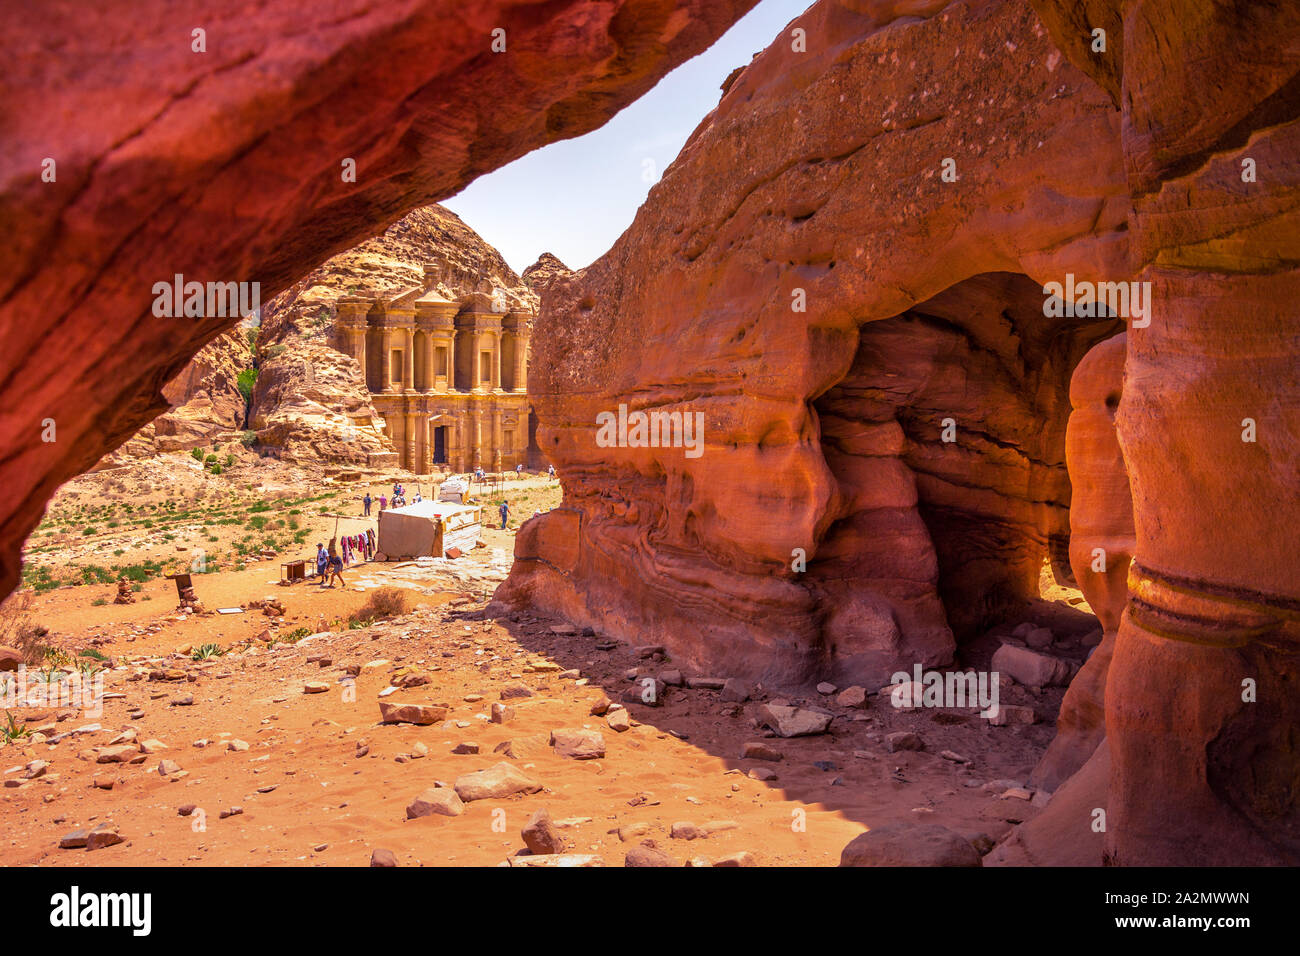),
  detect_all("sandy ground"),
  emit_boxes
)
[1,456,1097,867]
